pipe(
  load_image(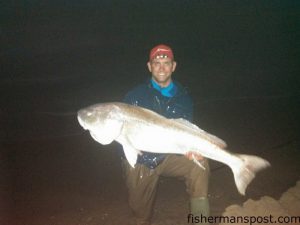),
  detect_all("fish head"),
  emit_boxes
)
[77,103,123,145]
